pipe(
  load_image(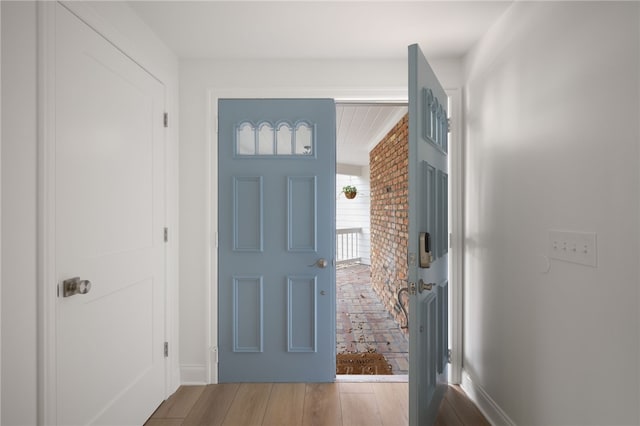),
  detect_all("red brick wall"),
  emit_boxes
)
[369,114,409,331]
